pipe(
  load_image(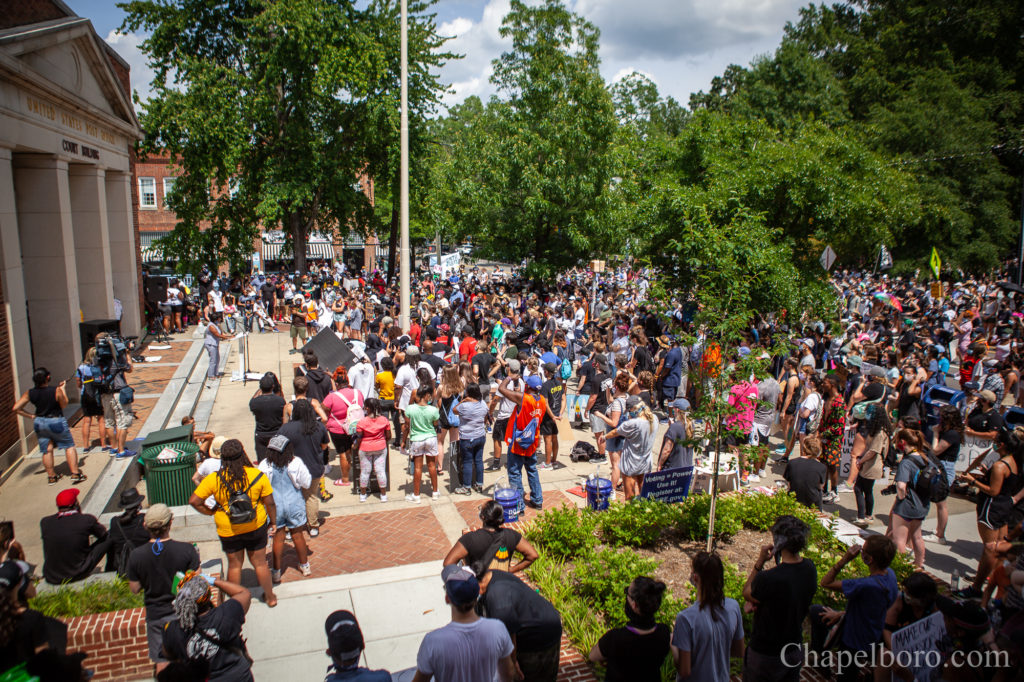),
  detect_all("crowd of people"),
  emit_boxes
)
[10,256,1024,680]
